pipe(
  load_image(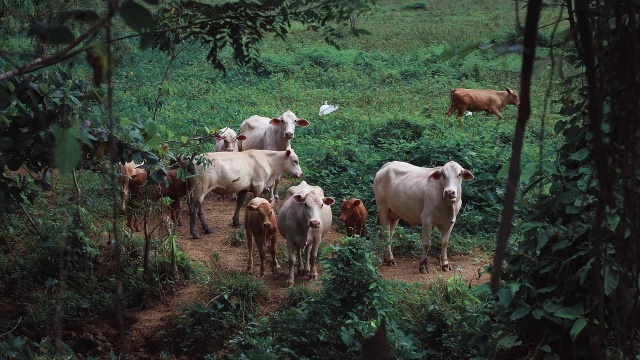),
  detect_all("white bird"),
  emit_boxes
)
[464,111,473,117]
[319,101,339,116]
